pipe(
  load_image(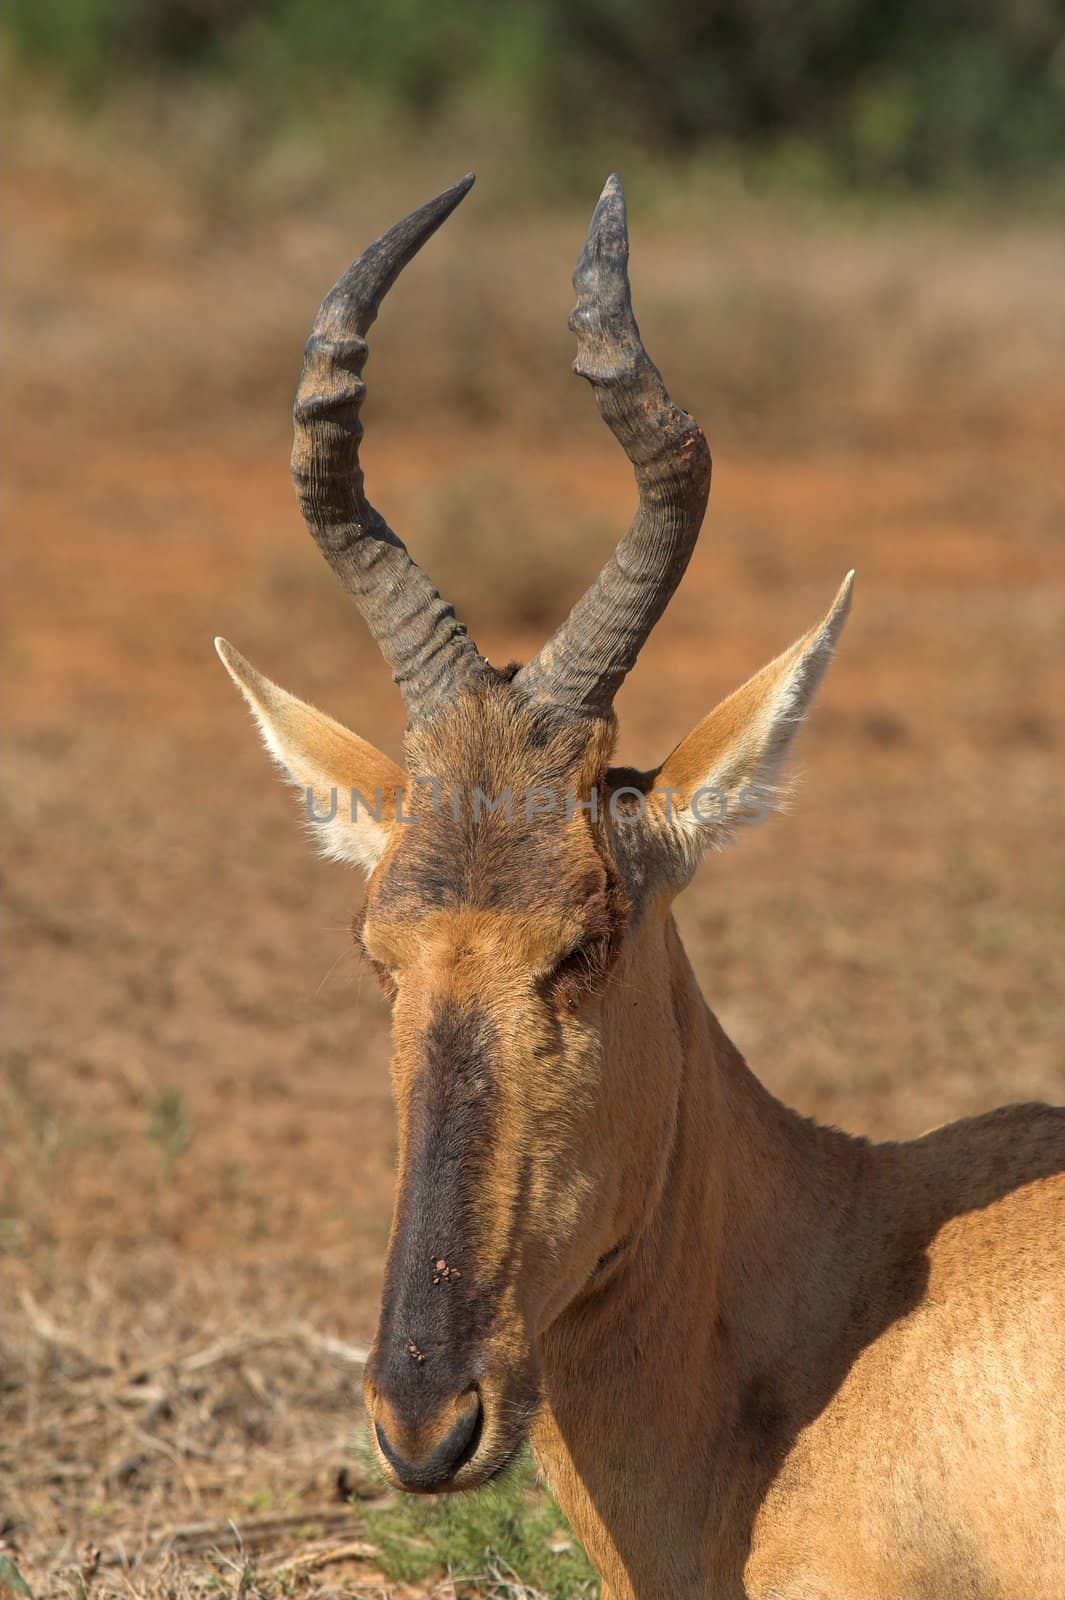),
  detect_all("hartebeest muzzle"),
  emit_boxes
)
[364,1174,493,1492]
[362,993,540,1489]
[368,1379,482,1493]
